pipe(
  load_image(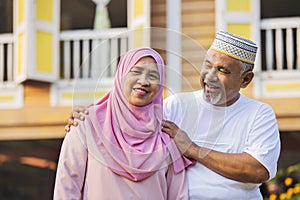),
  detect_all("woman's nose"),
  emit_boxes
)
[137,74,150,85]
